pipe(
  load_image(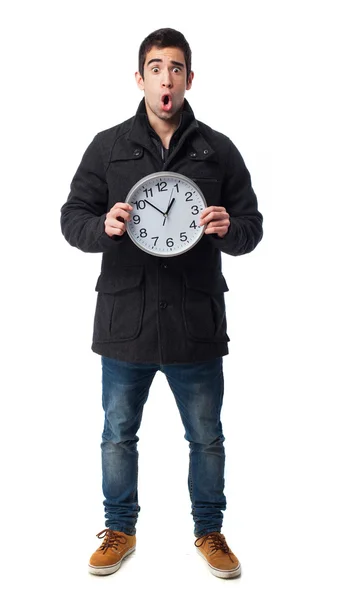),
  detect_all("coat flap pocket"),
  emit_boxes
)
[192,178,219,183]
[184,270,229,295]
[110,144,144,162]
[95,266,144,294]
[191,178,222,205]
